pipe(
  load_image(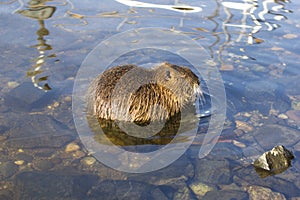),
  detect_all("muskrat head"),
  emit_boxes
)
[153,62,202,105]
